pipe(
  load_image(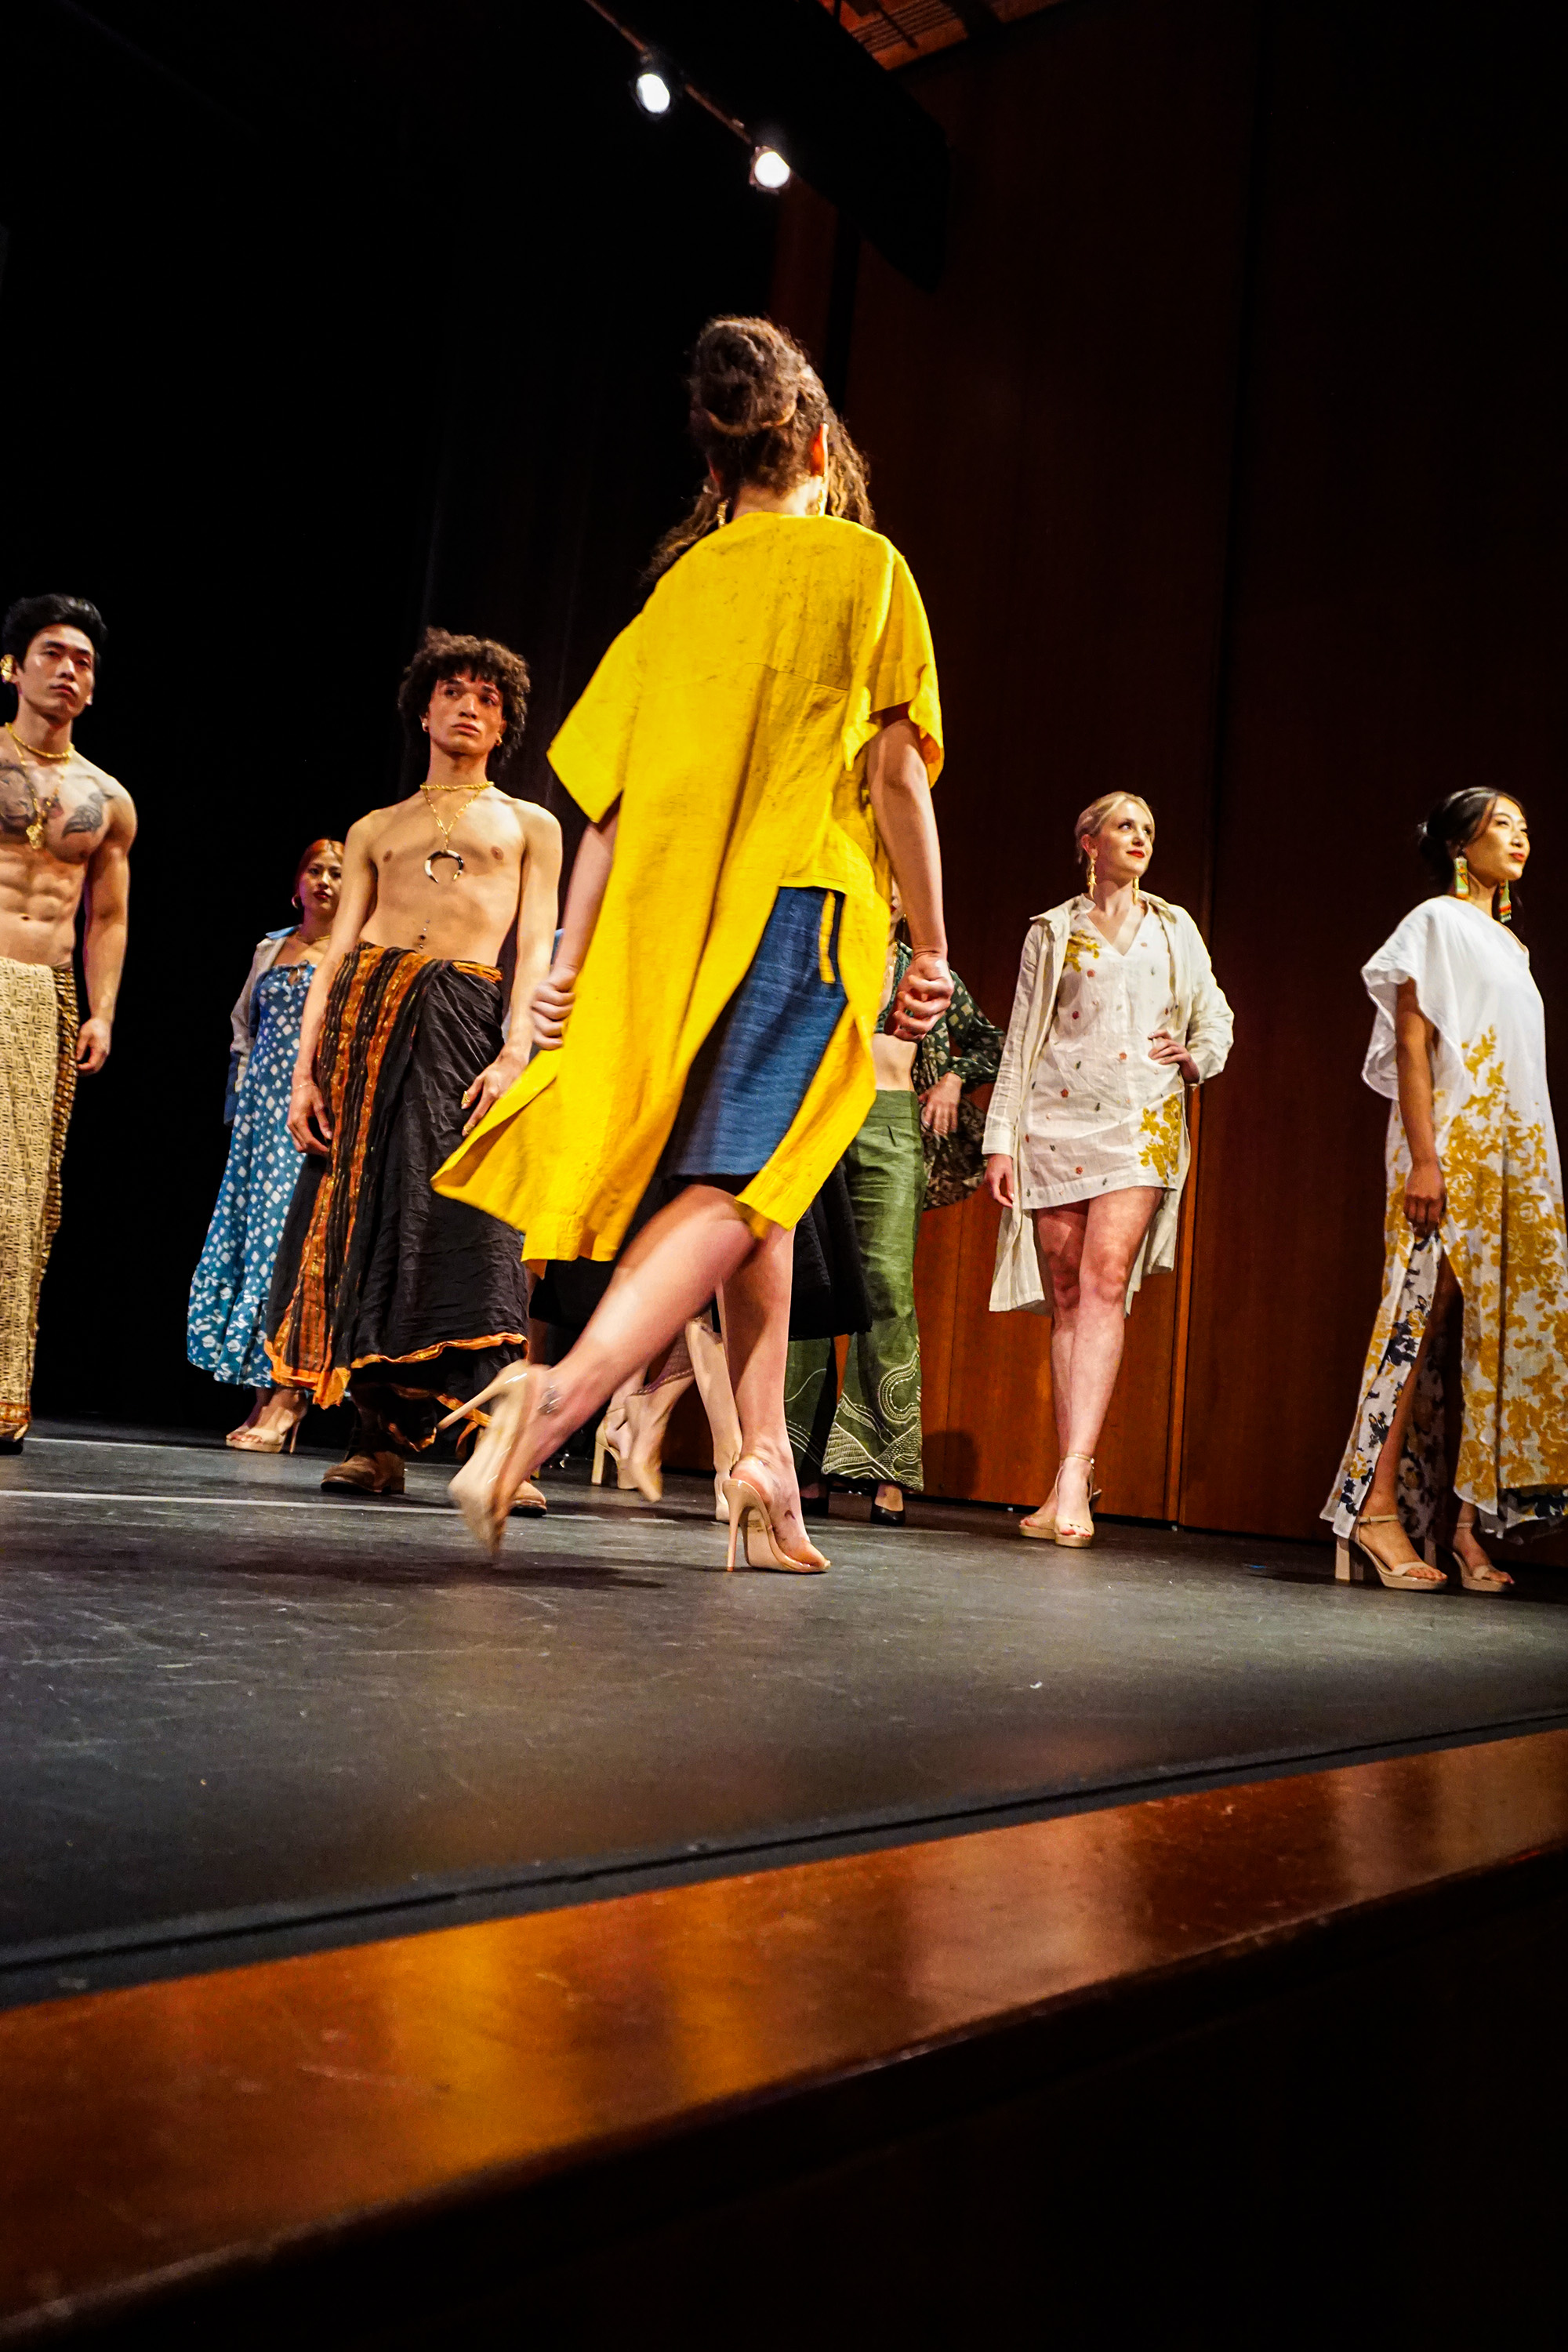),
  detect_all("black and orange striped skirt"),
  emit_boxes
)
[266,944,528,1443]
